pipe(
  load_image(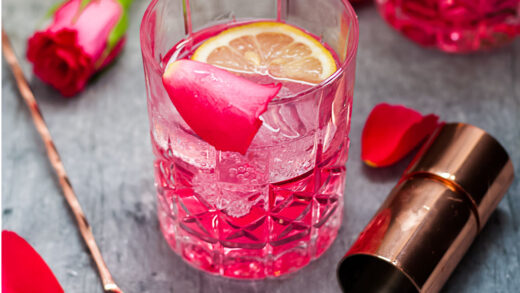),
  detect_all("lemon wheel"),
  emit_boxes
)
[191,21,337,84]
